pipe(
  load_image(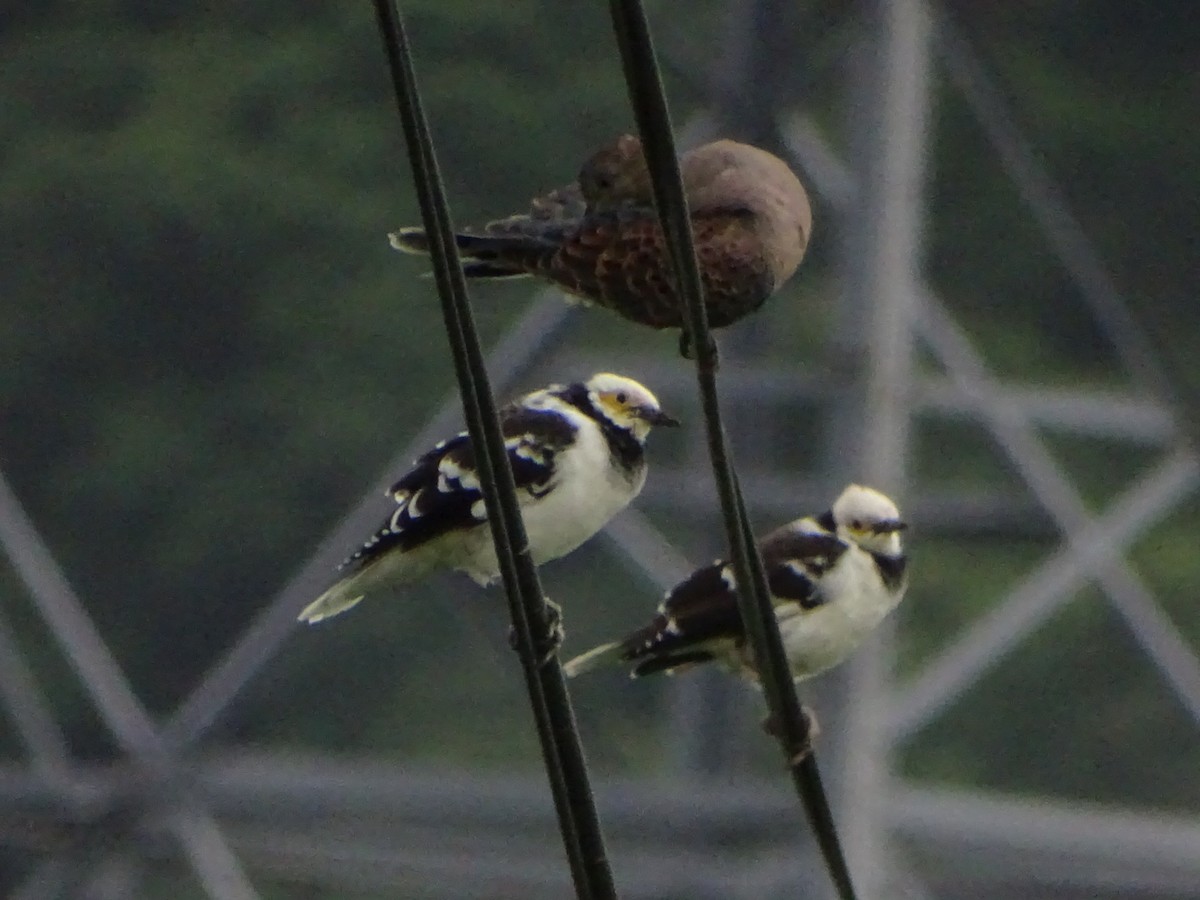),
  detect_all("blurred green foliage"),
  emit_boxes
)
[2,6,1198,887]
